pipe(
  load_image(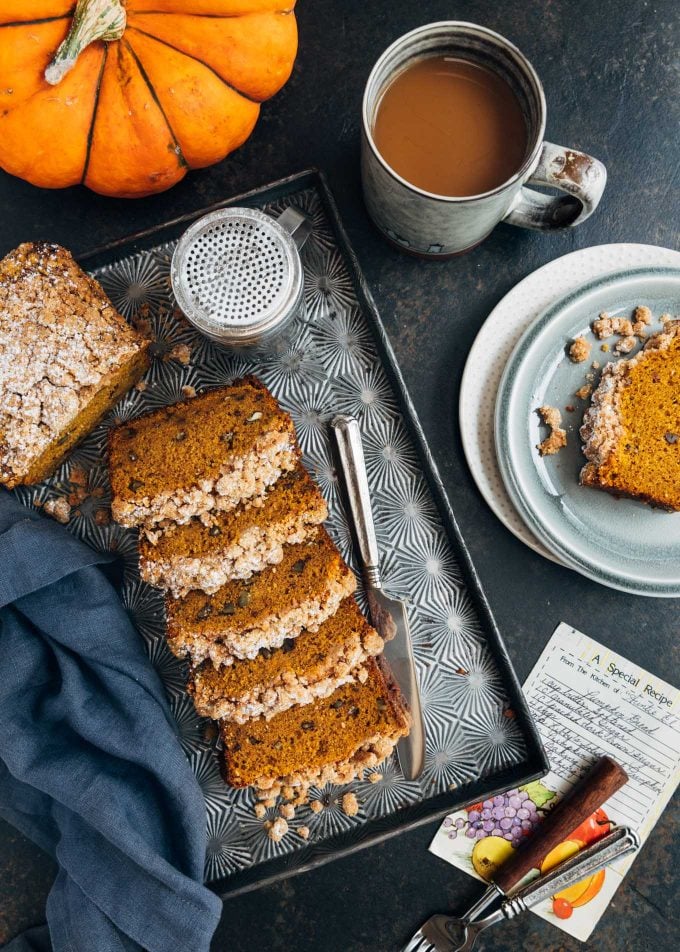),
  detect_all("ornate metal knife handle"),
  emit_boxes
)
[331,415,382,588]
[504,825,640,917]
